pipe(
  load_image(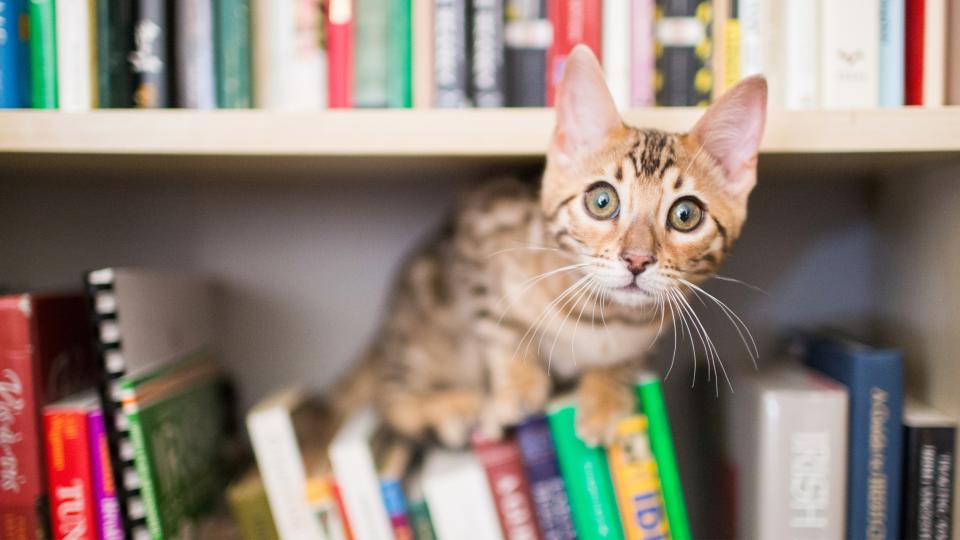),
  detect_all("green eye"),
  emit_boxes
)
[668,197,704,231]
[584,182,620,220]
